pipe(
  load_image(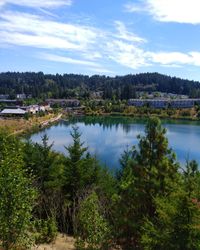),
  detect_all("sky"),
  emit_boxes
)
[0,0,200,80]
